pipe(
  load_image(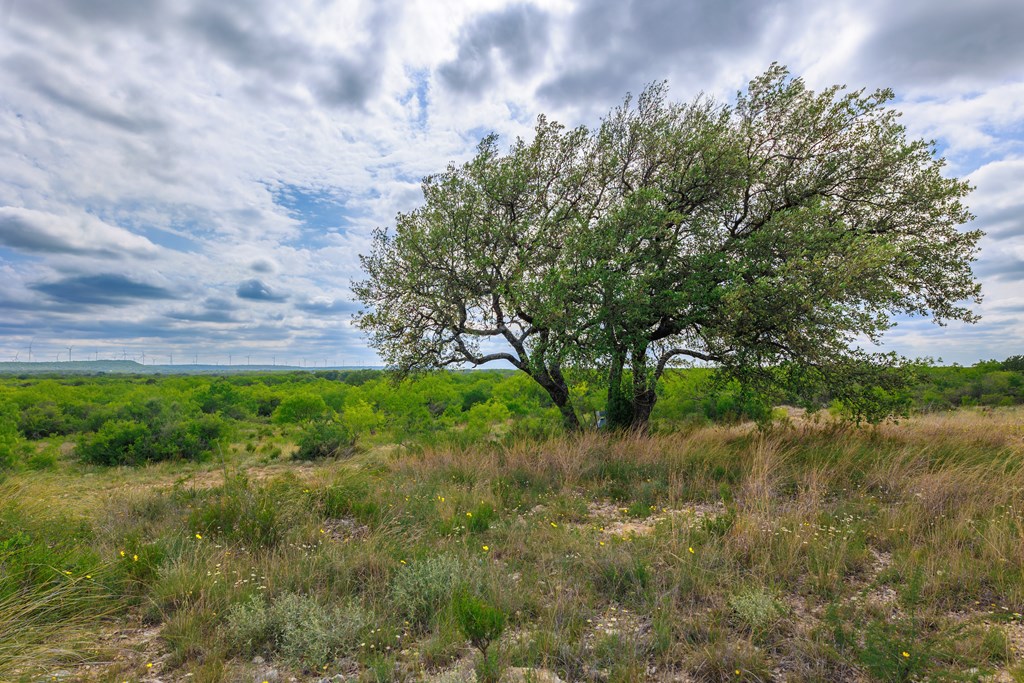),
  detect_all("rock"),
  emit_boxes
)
[501,668,565,683]
[252,656,265,665]
[255,668,280,683]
